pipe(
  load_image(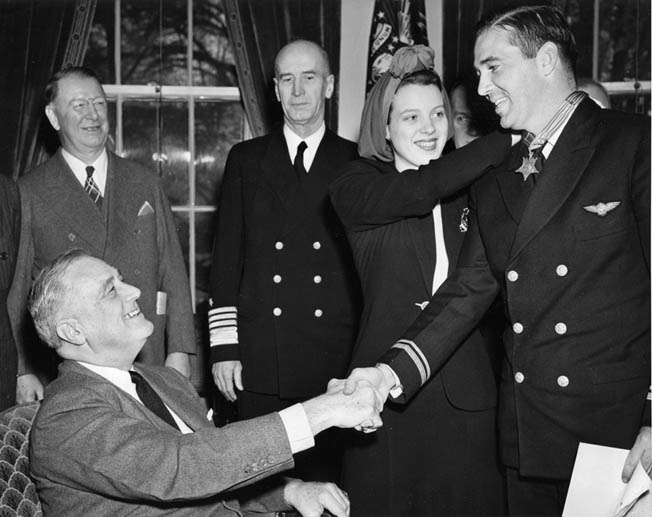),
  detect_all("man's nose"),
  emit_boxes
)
[477,72,490,97]
[292,79,304,96]
[120,282,141,301]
